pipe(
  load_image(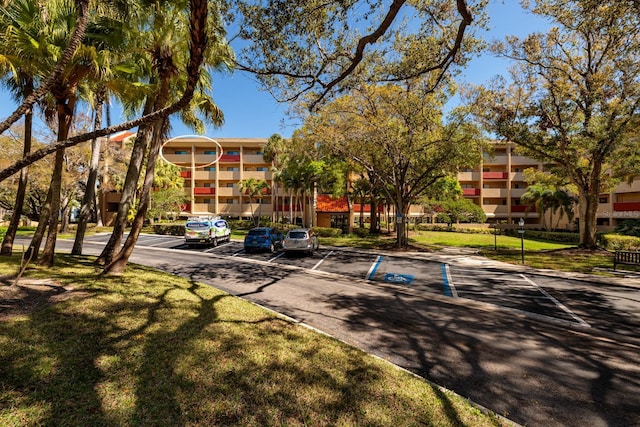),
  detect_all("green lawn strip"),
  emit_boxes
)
[0,255,506,427]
